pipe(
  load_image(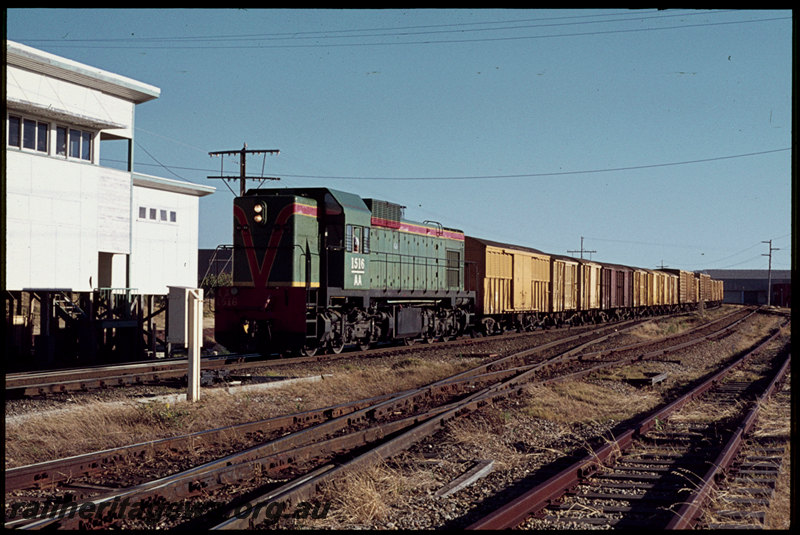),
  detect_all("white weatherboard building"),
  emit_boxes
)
[4,41,214,367]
